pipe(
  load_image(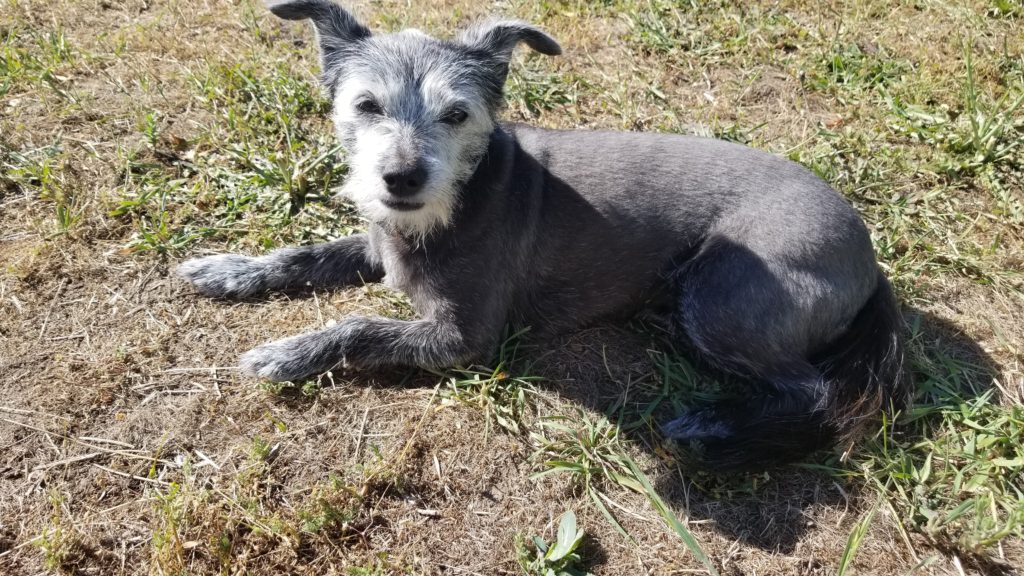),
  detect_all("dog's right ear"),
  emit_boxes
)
[266,0,371,87]
[460,20,562,63]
